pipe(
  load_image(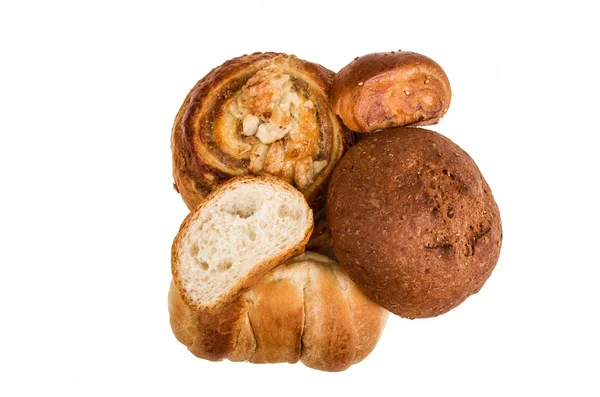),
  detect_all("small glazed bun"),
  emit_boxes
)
[331,51,451,133]
[326,127,502,319]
